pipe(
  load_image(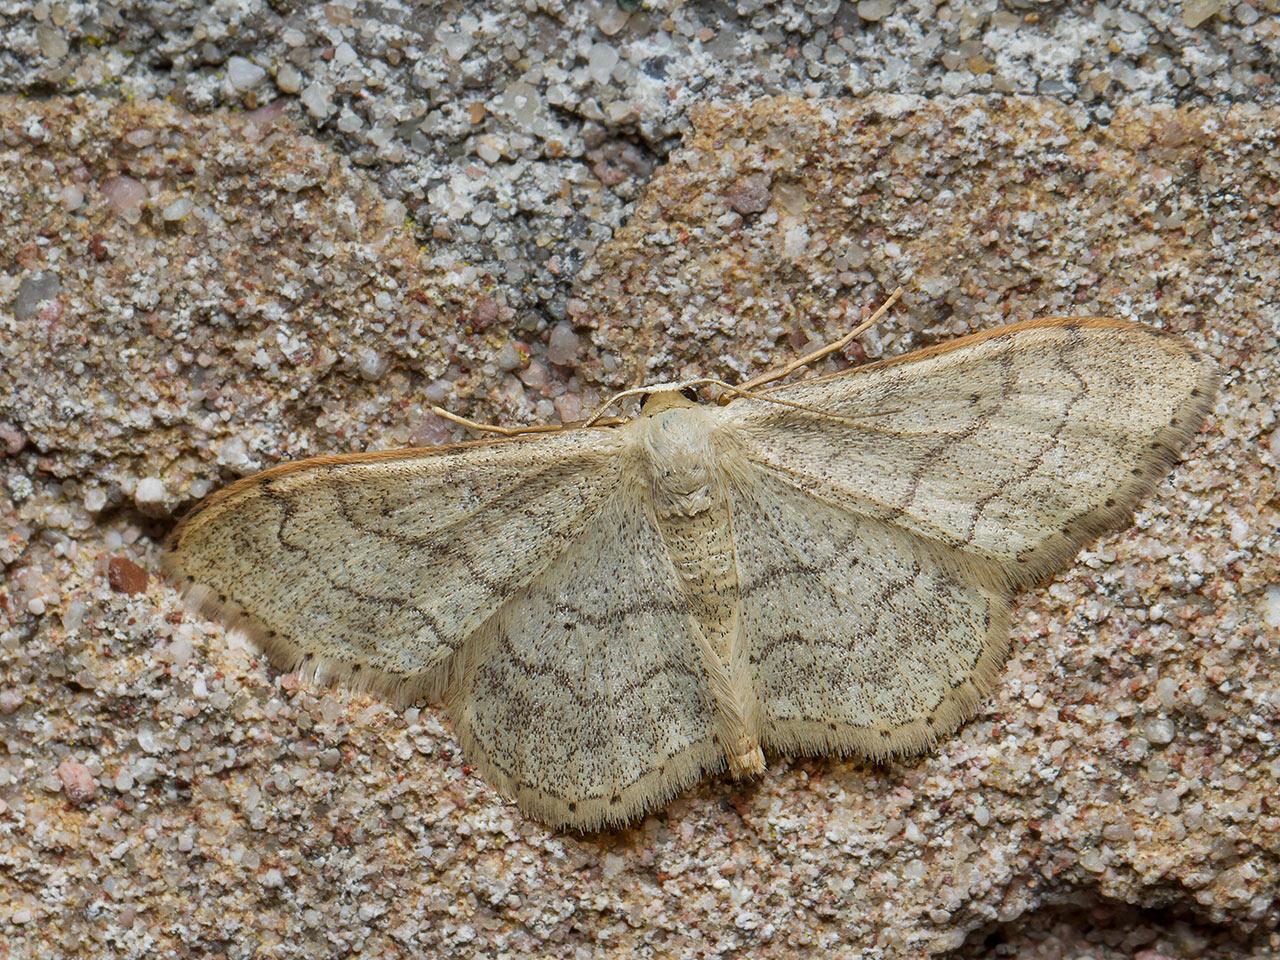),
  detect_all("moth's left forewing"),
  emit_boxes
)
[719,318,1217,592]
[163,427,634,706]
